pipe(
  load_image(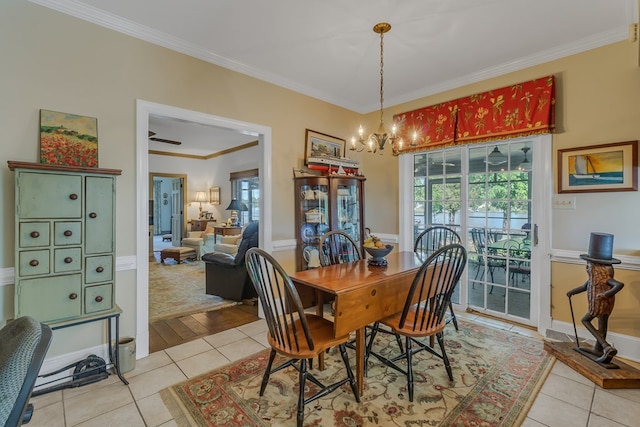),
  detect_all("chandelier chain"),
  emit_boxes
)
[379,29,385,125]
